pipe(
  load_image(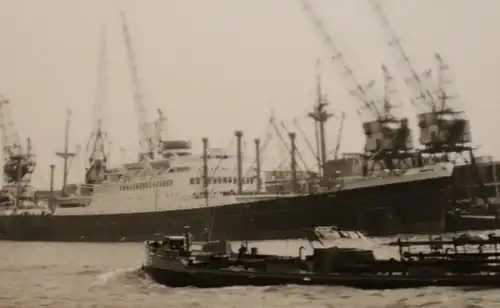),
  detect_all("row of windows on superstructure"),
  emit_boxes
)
[189,177,255,185]
[119,179,174,191]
